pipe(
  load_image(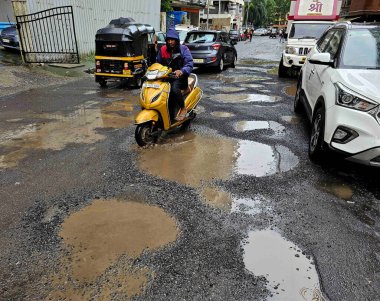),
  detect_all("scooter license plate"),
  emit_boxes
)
[144,83,160,89]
